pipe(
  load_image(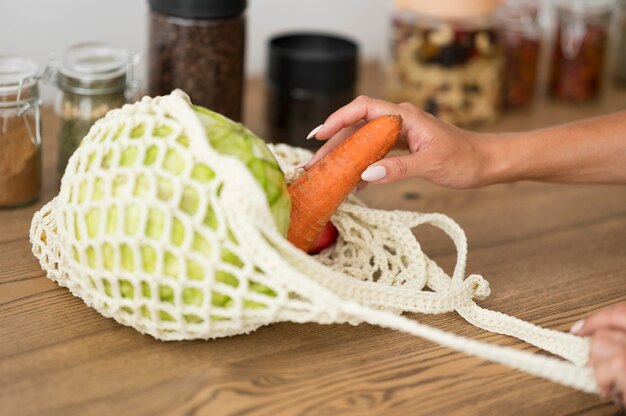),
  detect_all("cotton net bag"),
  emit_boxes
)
[30,90,597,394]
